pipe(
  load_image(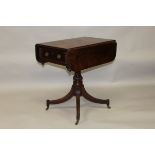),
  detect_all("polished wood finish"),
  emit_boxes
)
[38,37,114,49]
[35,37,117,71]
[35,37,117,125]
[46,72,110,125]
